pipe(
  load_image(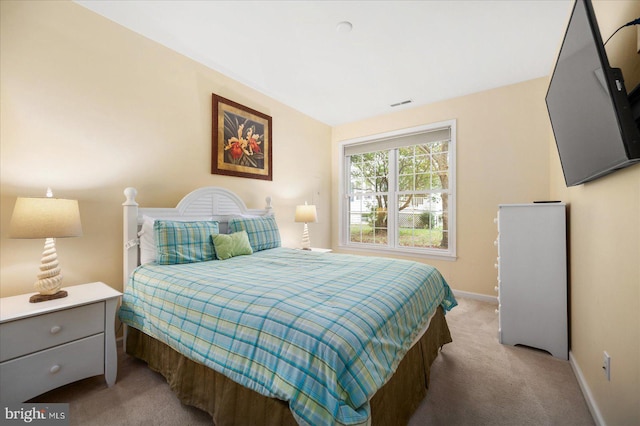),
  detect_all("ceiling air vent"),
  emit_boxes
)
[390,99,412,107]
